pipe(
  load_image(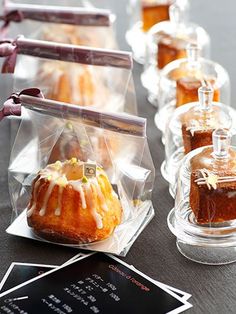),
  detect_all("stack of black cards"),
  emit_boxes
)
[0,253,192,314]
